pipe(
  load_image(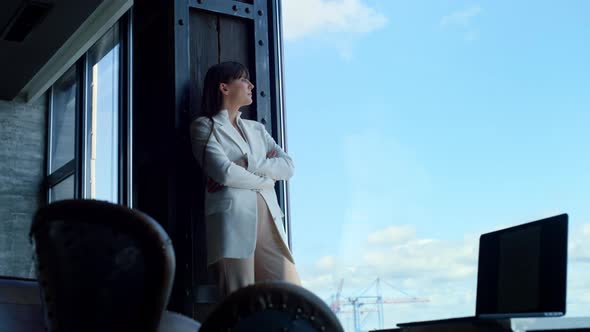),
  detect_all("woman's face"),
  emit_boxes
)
[221,76,254,107]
